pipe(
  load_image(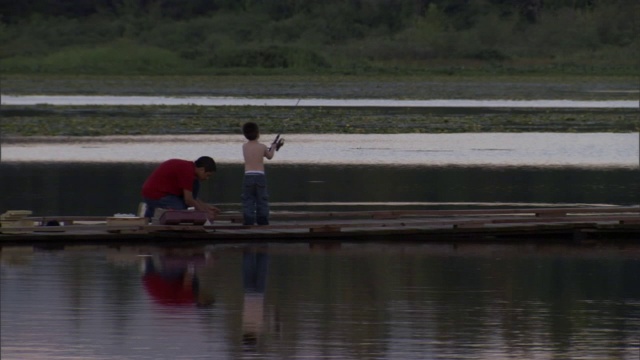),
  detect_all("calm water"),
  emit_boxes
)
[1,243,639,360]
[0,162,638,216]
[1,132,636,215]
[2,95,637,108]
[1,132,639,359]
[2,133,638,166]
